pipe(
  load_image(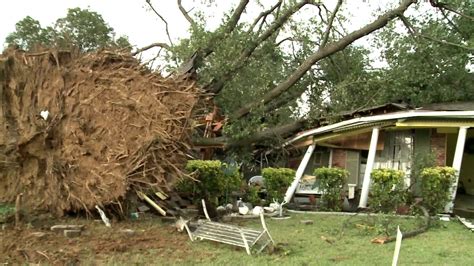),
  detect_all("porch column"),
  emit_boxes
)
[359,127,380,208]
[283,143,316,203]
[445,126,469,213]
